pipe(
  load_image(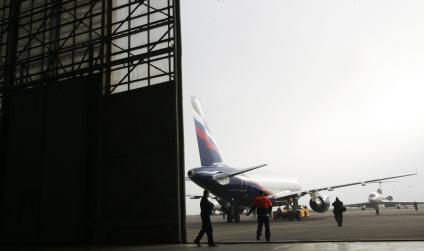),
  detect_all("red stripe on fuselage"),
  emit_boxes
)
[253,181,273,197]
